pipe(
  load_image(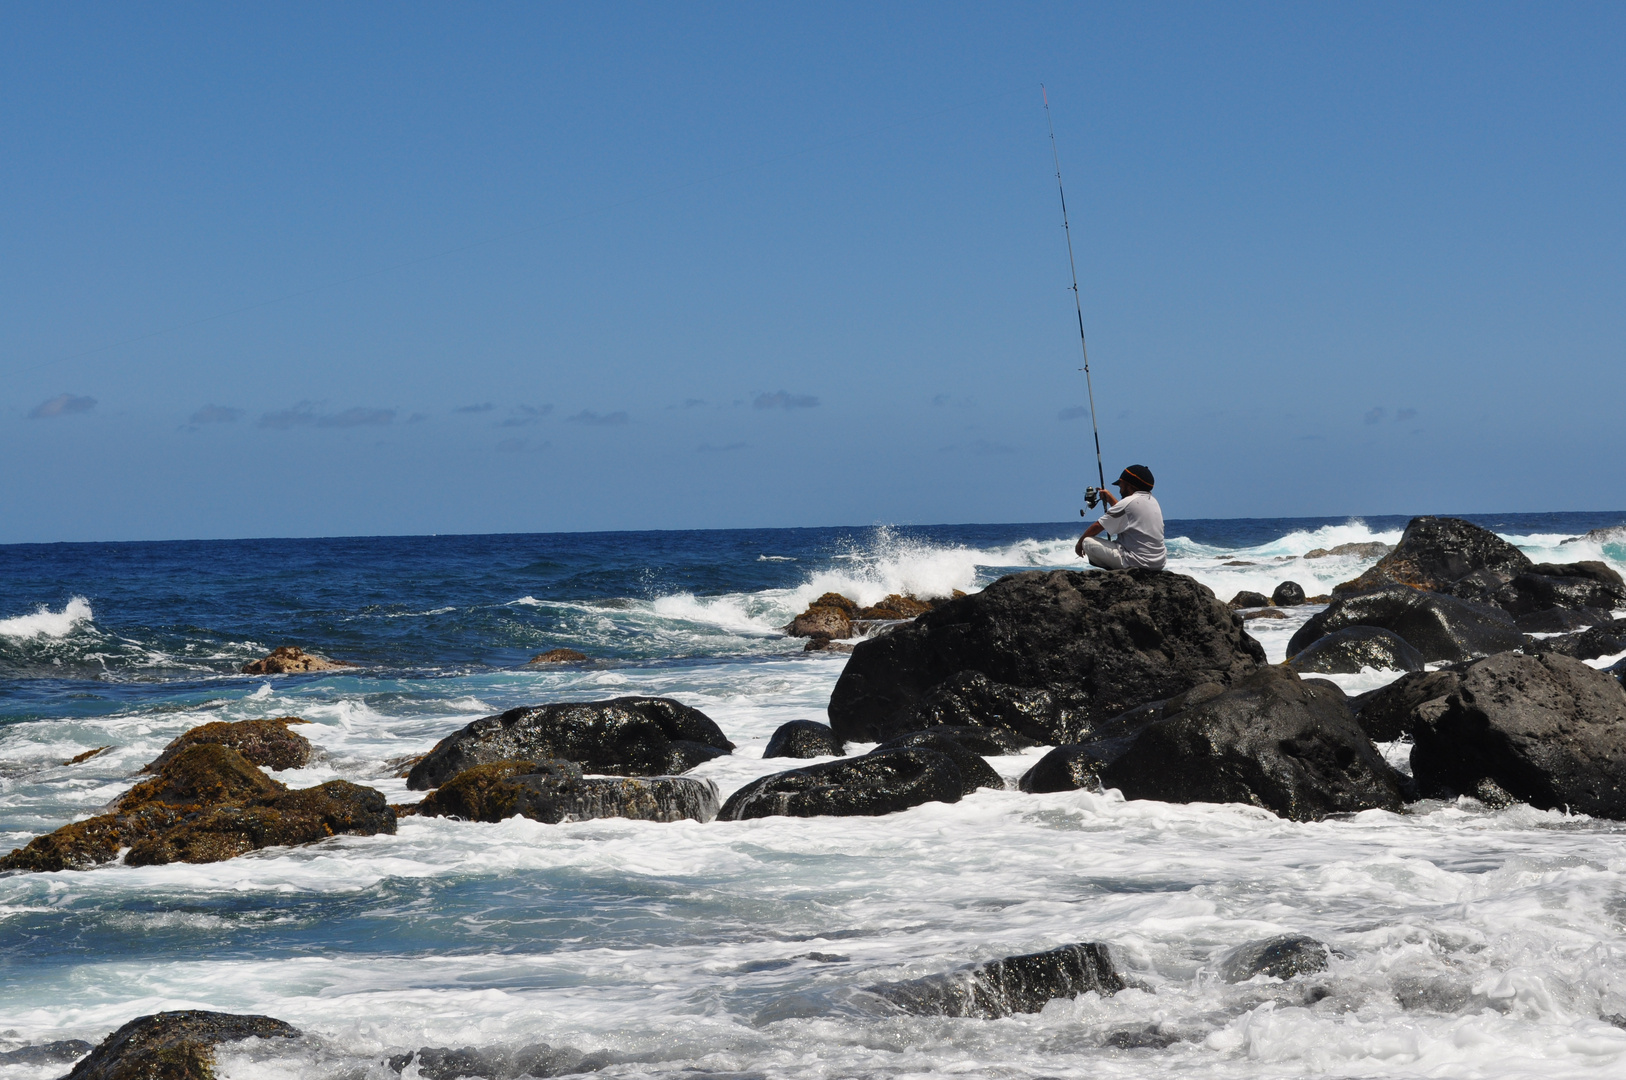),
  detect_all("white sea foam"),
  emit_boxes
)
[0,596,95,639]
